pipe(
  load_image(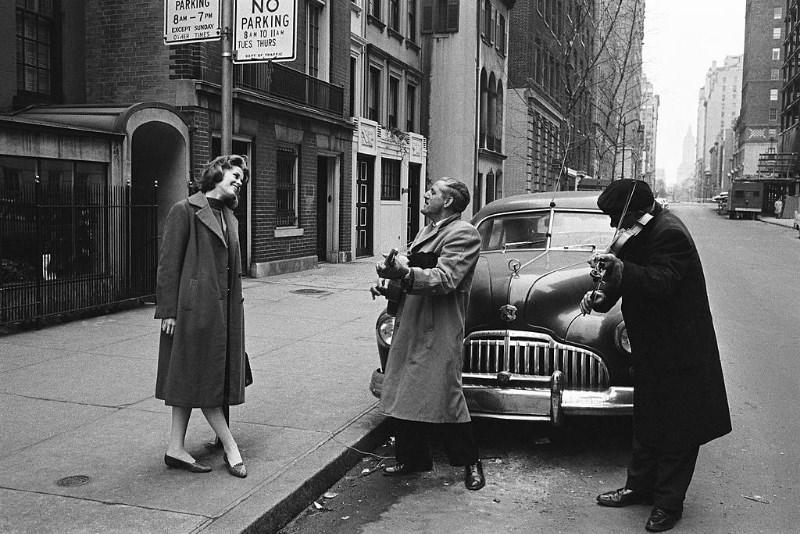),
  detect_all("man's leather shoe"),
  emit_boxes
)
[383,463,432,476]
[164,454,212,473]
[464,460,485,491]
[596,487,654,507]
[645,506,682,532]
